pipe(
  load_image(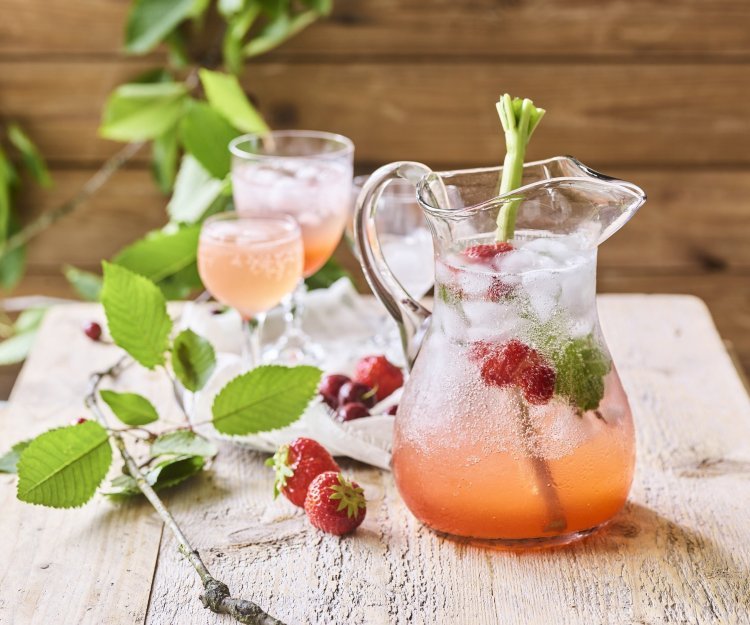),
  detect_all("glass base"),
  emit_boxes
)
[432,523,606,551]
[264,330,326,366]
